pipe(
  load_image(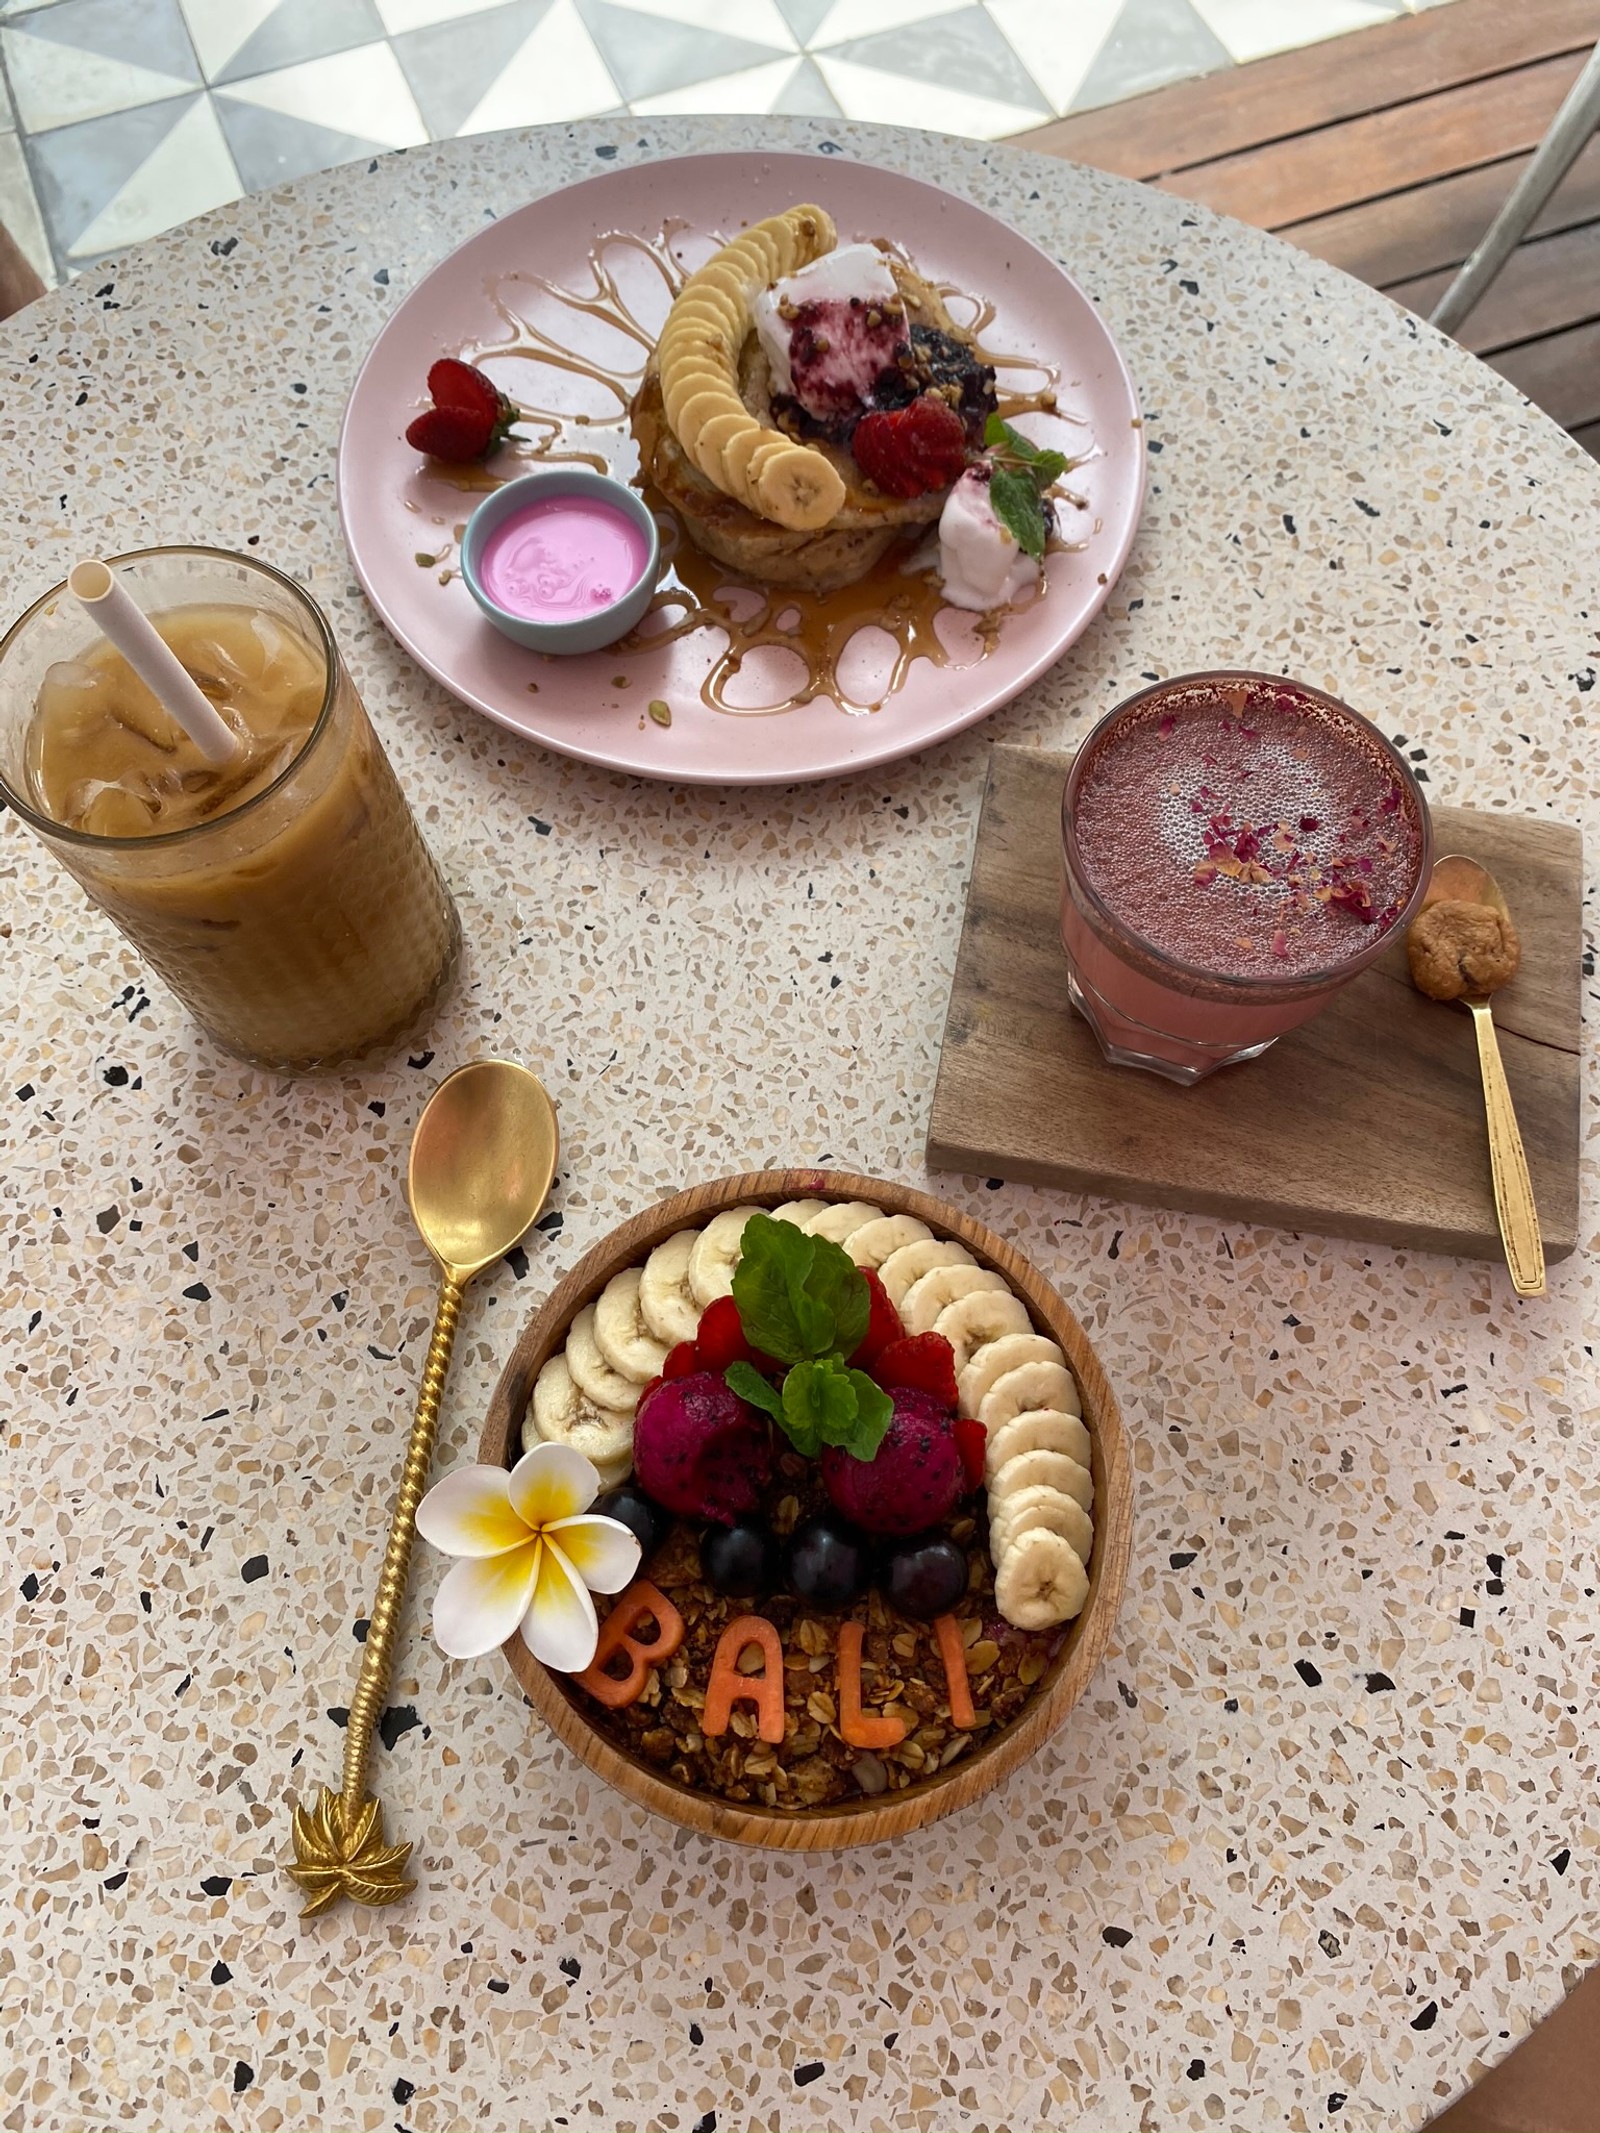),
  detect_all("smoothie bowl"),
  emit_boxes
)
[1060,671,1432,1083]
[478,1170,1131,1850]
